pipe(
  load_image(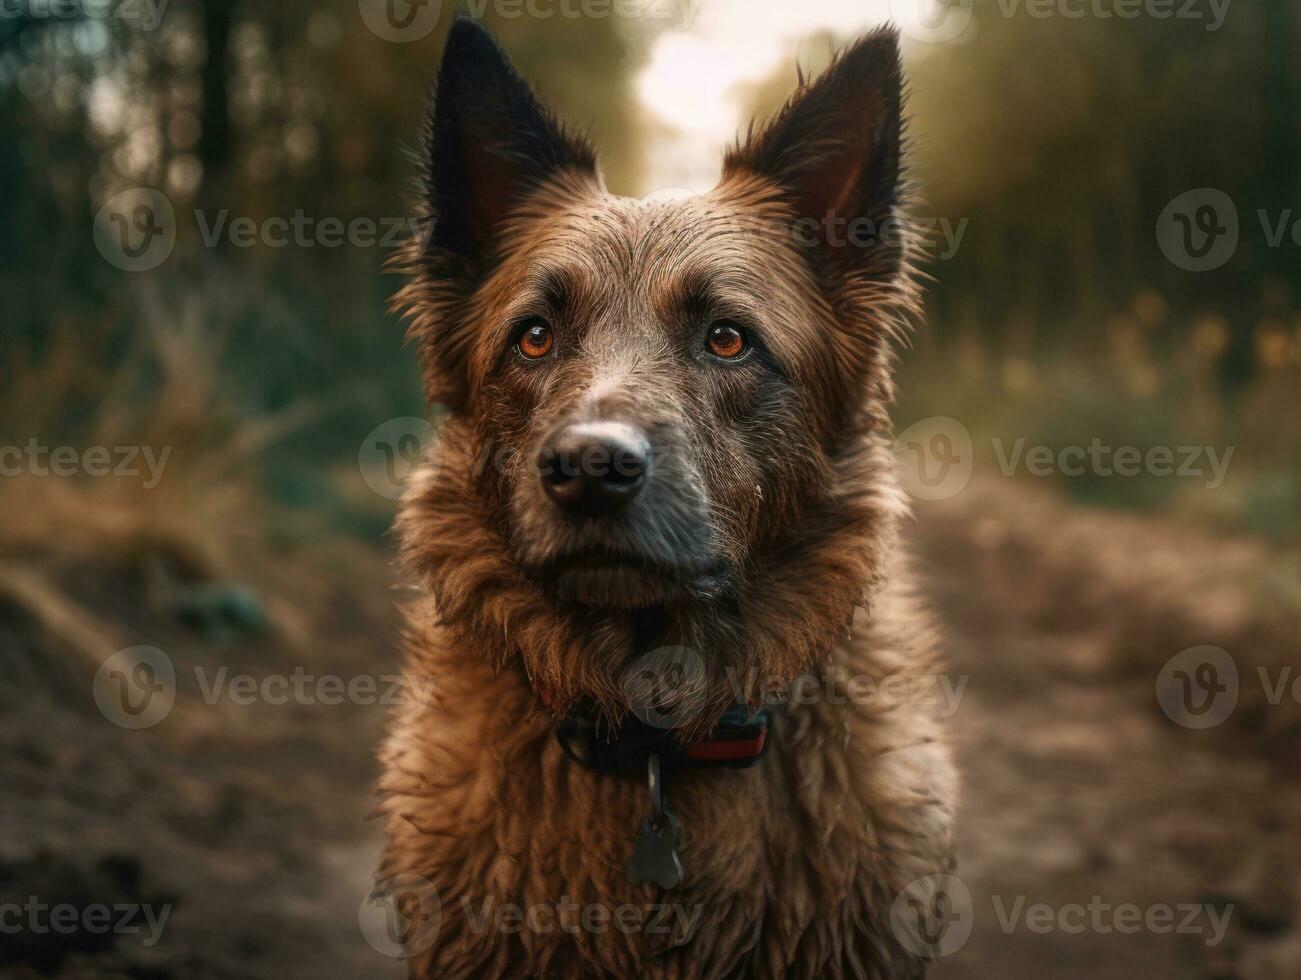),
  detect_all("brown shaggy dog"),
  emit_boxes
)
[378,17,958,979]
